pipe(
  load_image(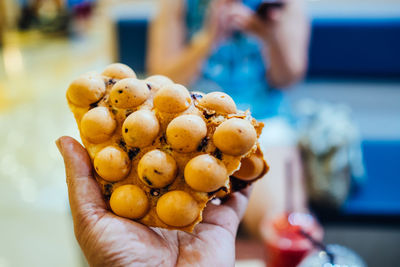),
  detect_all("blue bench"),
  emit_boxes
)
[116,16,400,78]
[308,18,400,78]
[344,140,400,216]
